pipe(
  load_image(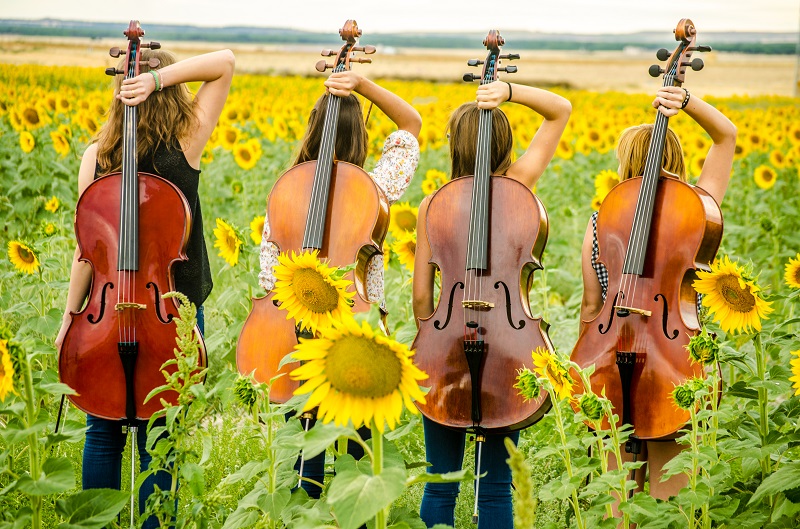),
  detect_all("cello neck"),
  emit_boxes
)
[622,72,677,276]
[118,38,142,272]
